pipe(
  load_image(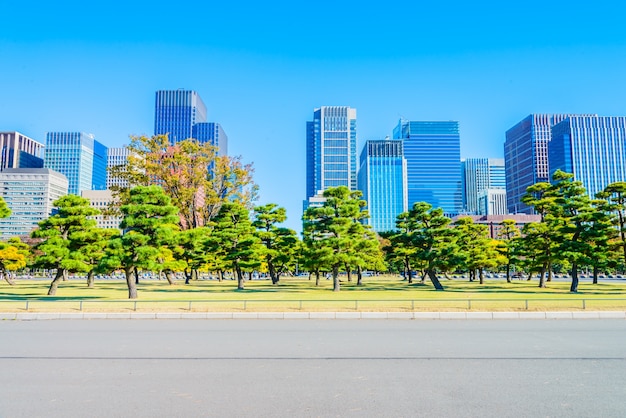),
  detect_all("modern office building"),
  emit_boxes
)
[106,147,134,189]
[393,120,462,215]
[451,214,542,239]
[305,106,357,207]
[504,114,595,214]
[44,132,108,195]
[154,89,208,144]
[477,188,507,215]
[0,168,68,238]
[462,158,505,214]
[81,190,123,231]
[358,139,408,232]
[0,131,45,170]
[192,122,228,156]
[549,116,626,199]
